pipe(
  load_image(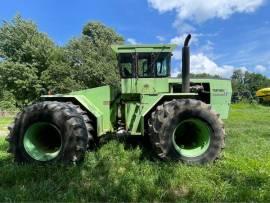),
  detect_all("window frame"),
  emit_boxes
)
[154,53,171,78]
[118,52,171,79]
[118,53,136,79]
